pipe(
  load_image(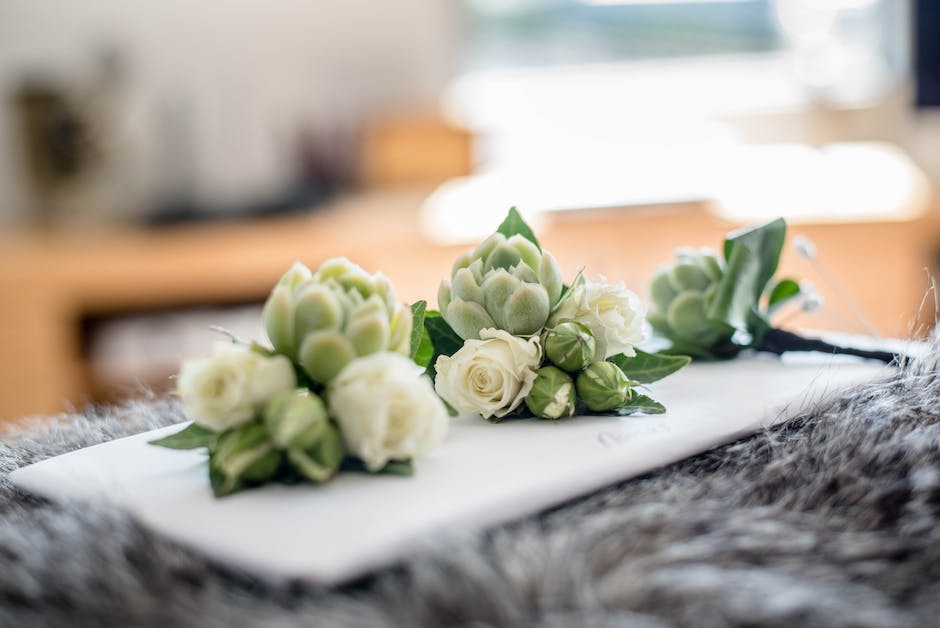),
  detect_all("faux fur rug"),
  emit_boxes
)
[2,342,939,628]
